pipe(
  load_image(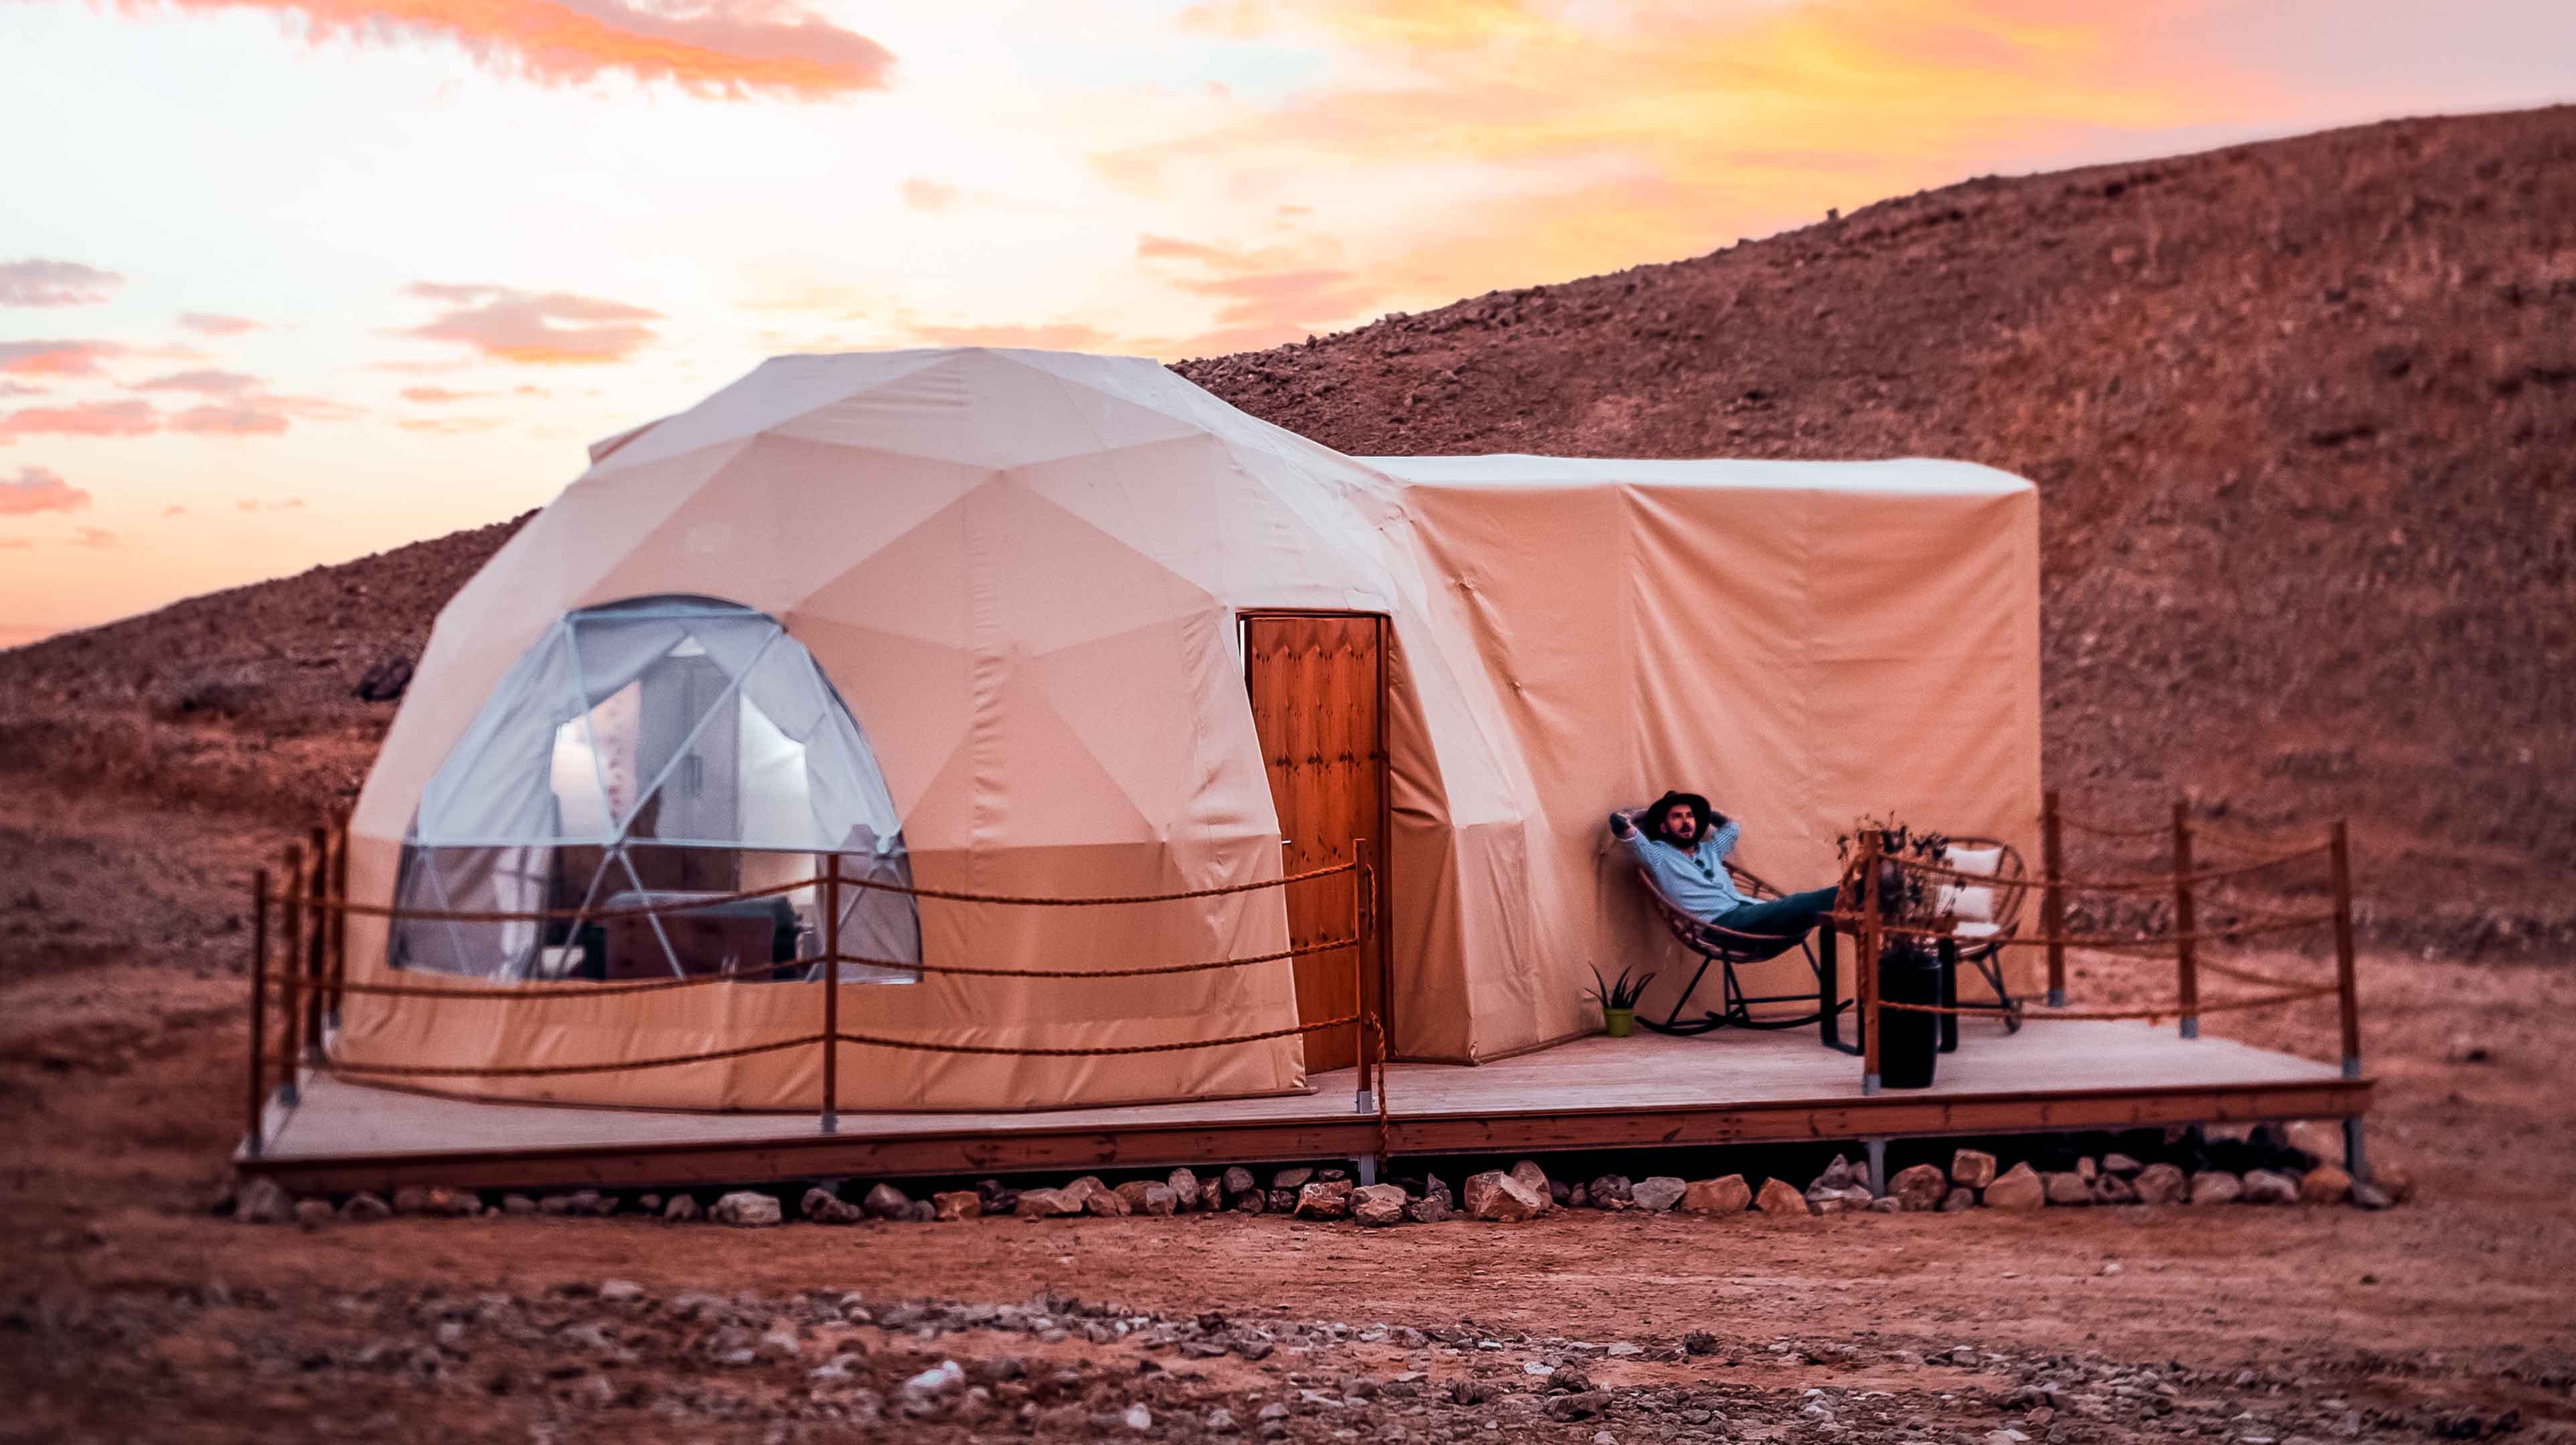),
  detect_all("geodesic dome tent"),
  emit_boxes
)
[339,347,2043,1113]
